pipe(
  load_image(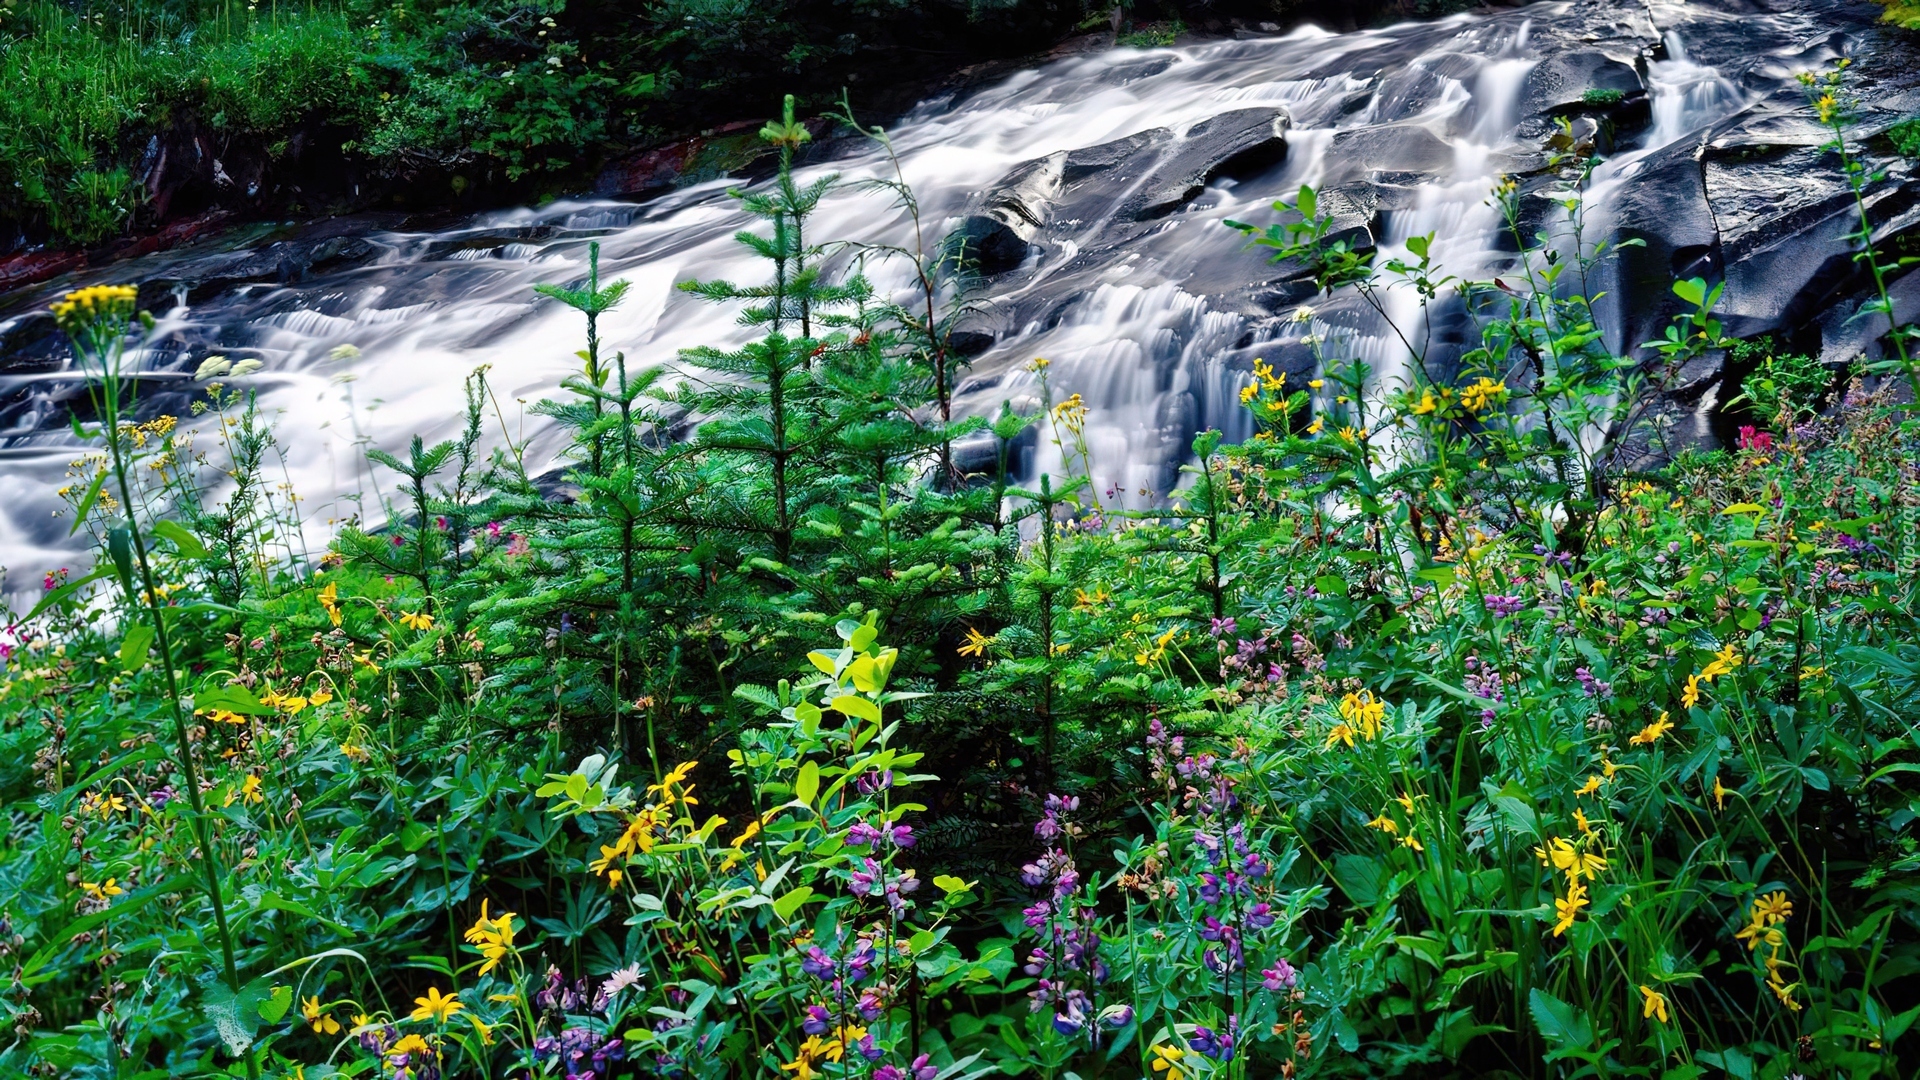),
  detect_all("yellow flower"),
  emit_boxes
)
[957,627,995,658]
[1459,377,1507,413]
[1150,1043,1185,1079]
[308,688,334,707]
[354,651,381,673]
[1365,813,1398,835]
[409,986,464,1024]
[1539,836,1607,883]
[466,1014,496,1045]
[341,740,370,763]
[316,581,342,627]
[1712,775,1728,811]
[50,284,139,331]
[1574,774,1603,797]
[1240,383,1258,404]
[1639,985,1669,1023]
[1752,891,1793,926]
[207,709,246,726]
[225,774,264,806]
[1325,722,1356,750]
[302,995,341,1035]
[1410,389,1439,415]
[463,899,519,975]
[1073,587,1109,609]
[399,611,434,631]
[1629,712,1675,747]
[82,790,128,818]
[81,878,125,902]
[1770,977,1803,1011]
[1573,808,1597,838]
[1736,917,1783,952]
[1681,673,1703,710]
[1338,690,1386,739]
[1552,881,1589,936]
[1393,791,1422,815]
[1305,417,1324,436]
[1399,833,1424,852]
